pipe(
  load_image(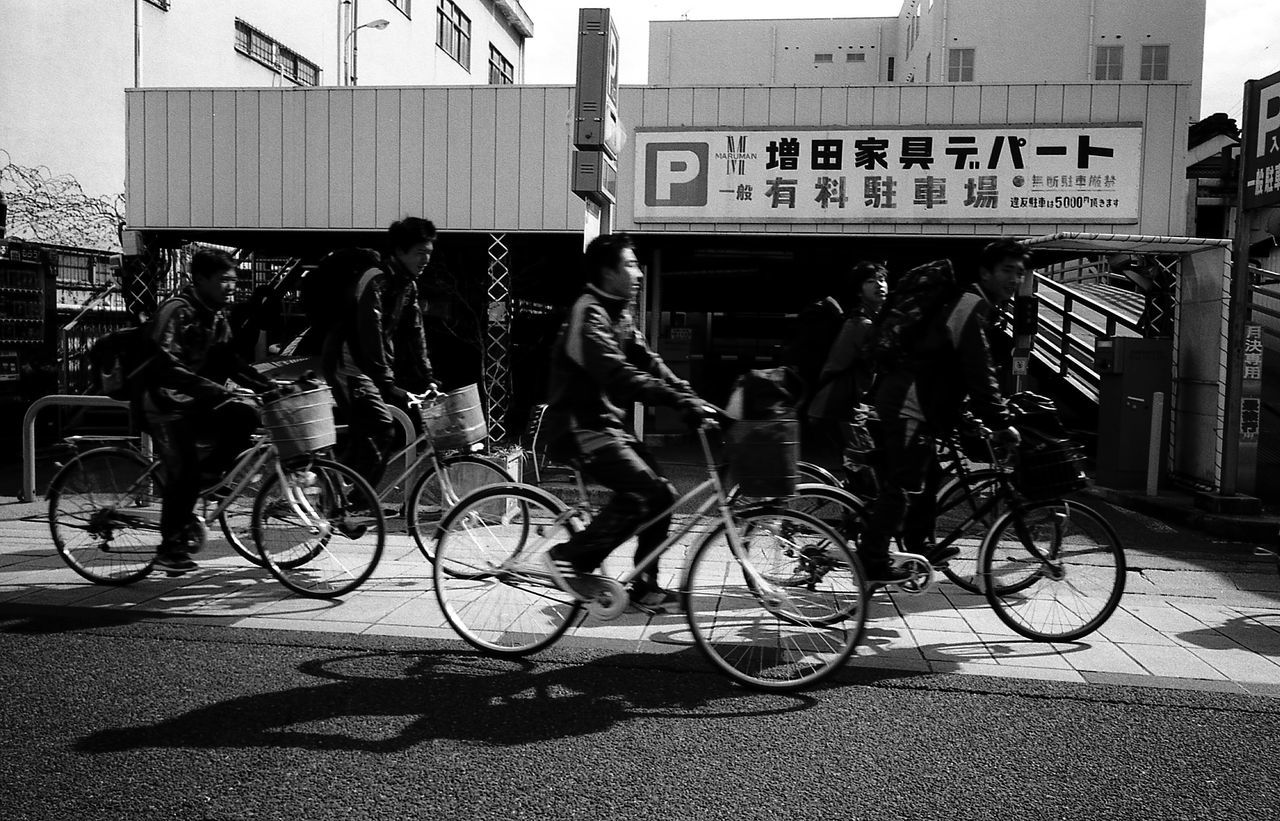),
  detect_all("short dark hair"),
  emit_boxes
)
[387,217,438,253]
[979,238,1031,272]
[584,232,635,286]
[190,248,235,279]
